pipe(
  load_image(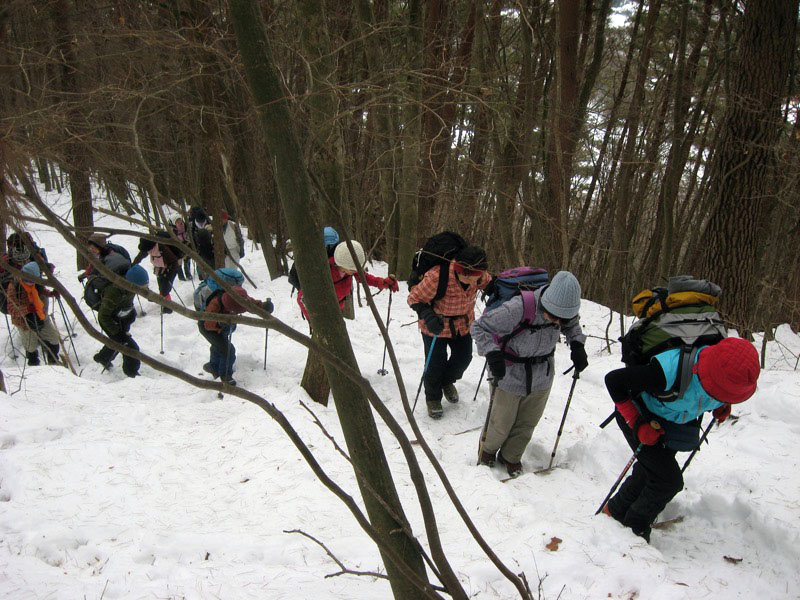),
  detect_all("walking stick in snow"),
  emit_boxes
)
[4,312,19,359]
[264,329,269,371]
[412,335,438,413]
[159,310,164,354]
[681,418,717,474]
[540,366,580,473]
[596,444,643,515]
[56,296,80,366]
[377,292,393,376]
[476,379,499,465]
[137,296,146,316]
[471,360,487,402]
